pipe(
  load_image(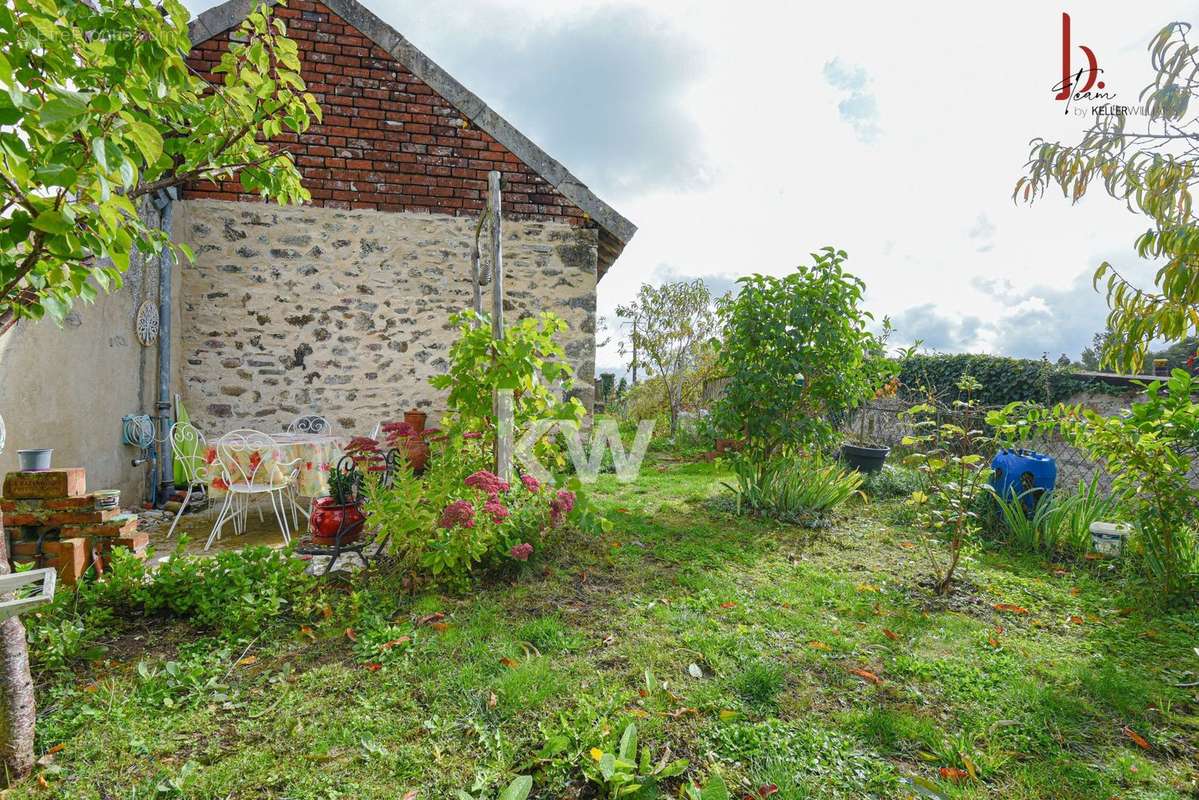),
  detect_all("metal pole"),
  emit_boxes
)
[488,171,511,481]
